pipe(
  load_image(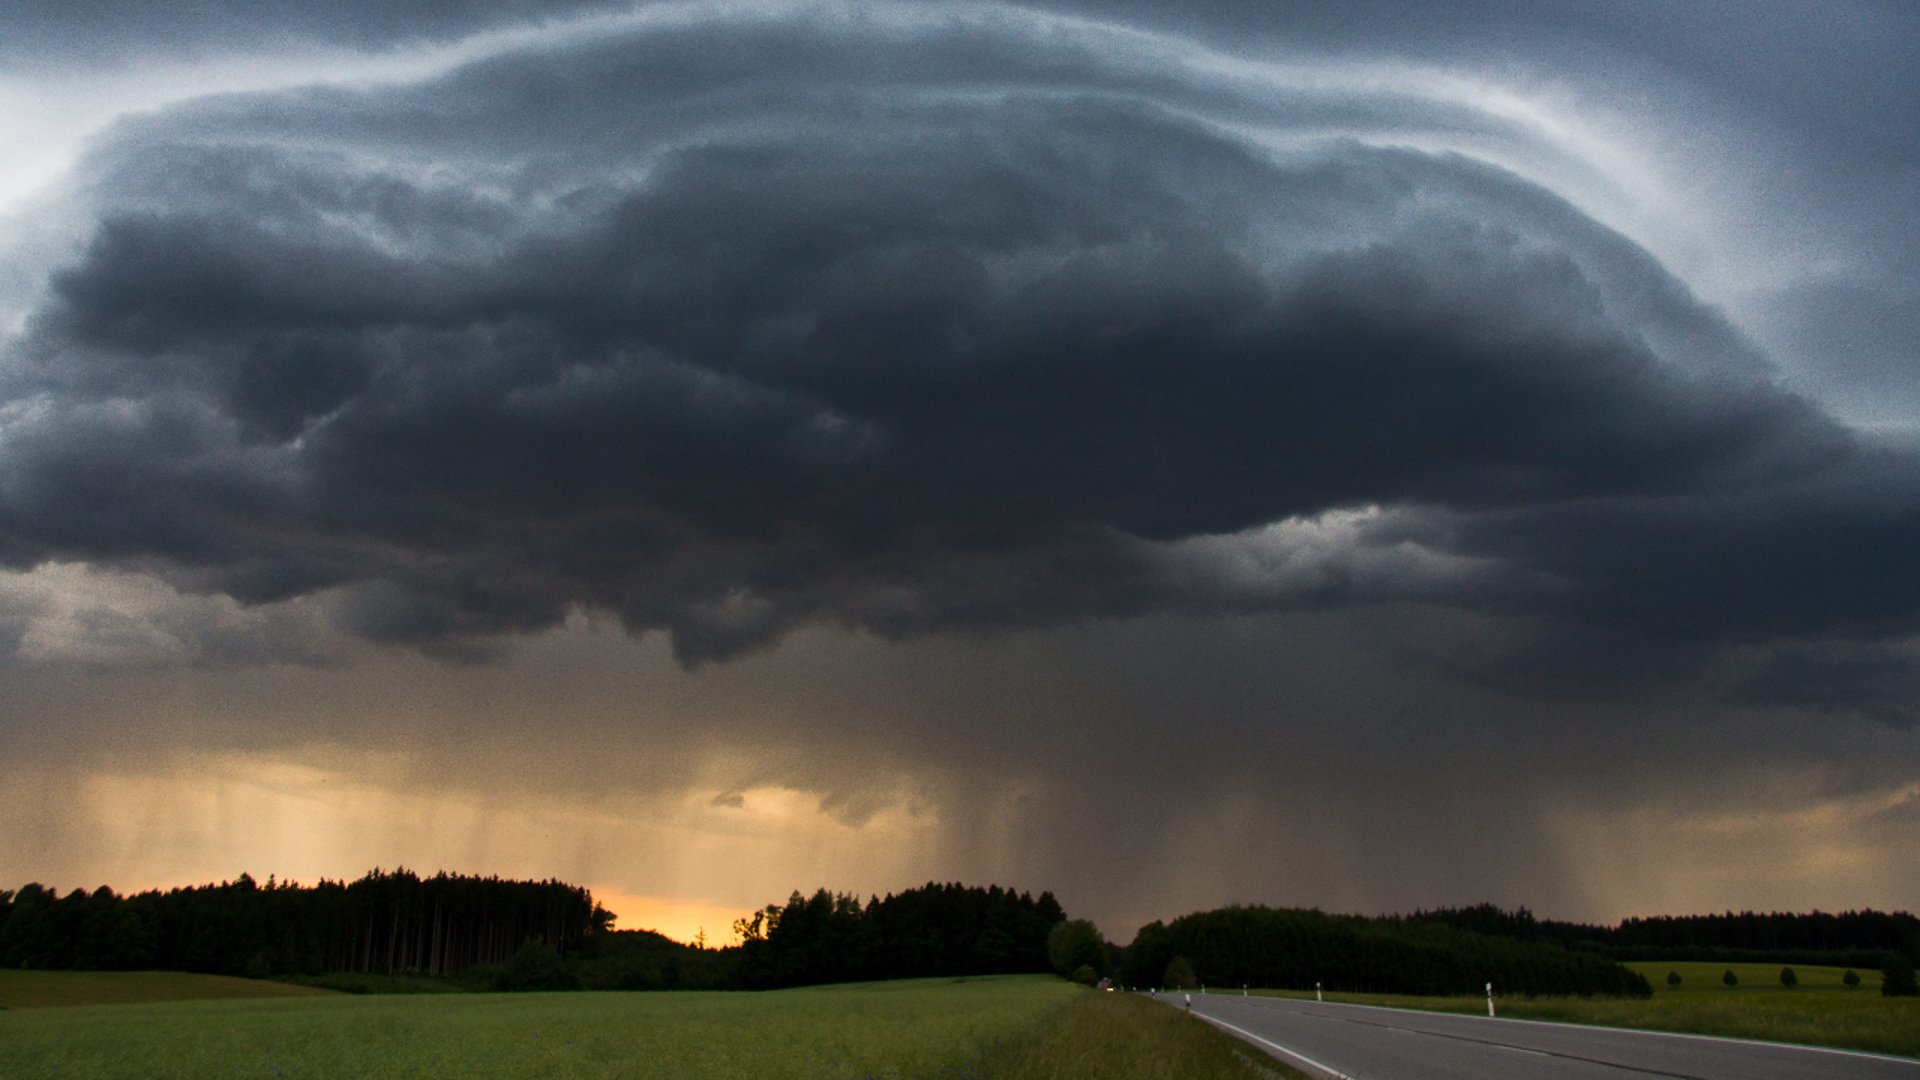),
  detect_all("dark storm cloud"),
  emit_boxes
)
[4,8,1917,709]
[1720,641,1920,728]
[1061,0,1920,422]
